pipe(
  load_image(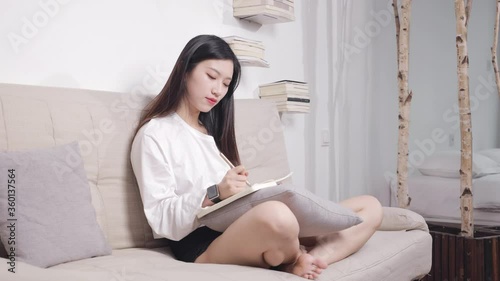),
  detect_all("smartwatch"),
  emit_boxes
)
[207,184,221,204]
